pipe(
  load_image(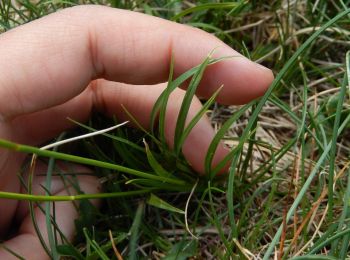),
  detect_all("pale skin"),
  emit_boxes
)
[0,5,274,259]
